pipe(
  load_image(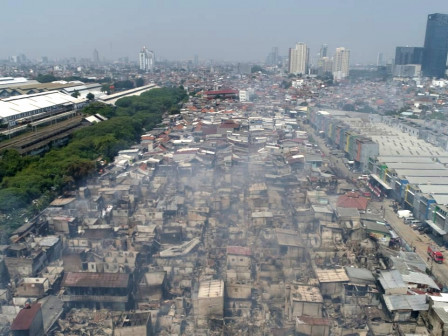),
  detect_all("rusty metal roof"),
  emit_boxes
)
[10,303,41,331]
[62,272,129,288]
[226,246,251,256]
